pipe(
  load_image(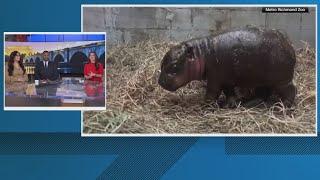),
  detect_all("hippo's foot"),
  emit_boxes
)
[215,95,242,109]
[236,86,271,108]
[274,82,297,107]
[241,98,265,108]
[205,89,222,108]
[220,86,240,108]
[222,96,240,108]
[205,93,216,102]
